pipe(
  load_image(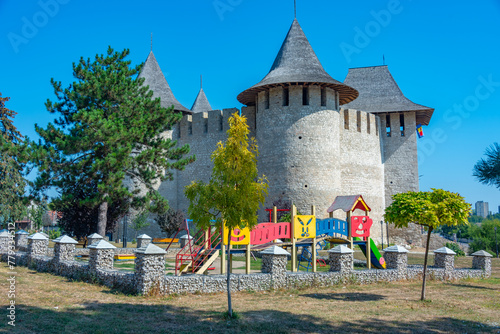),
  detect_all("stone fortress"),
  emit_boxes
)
[134,18,434,245]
